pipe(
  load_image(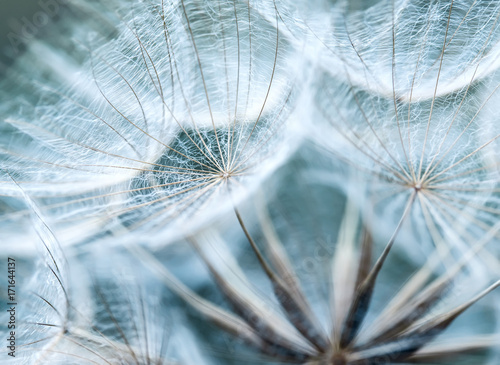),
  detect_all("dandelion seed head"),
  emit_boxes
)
[2,1,500,364]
